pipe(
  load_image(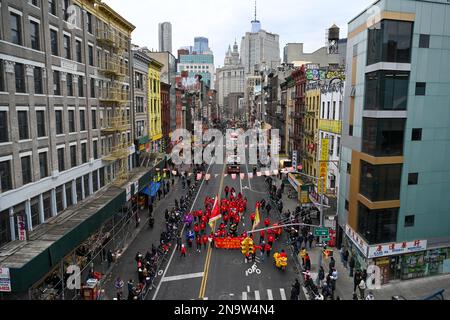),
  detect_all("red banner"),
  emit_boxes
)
[214,237,244,249]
